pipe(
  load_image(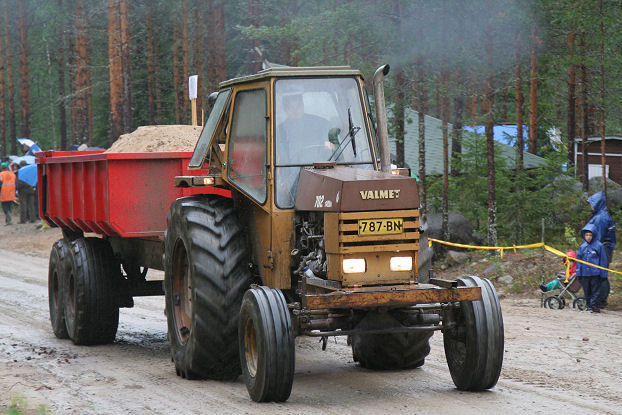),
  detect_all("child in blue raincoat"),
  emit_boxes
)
[576,223,608,313]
